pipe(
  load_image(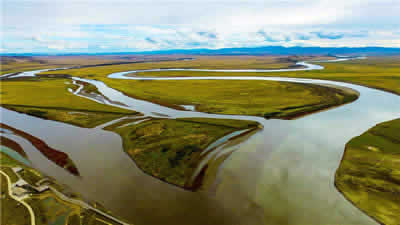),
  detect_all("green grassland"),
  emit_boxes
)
[41,56,398,119]
[140,57,400,95]
[0,56,117,75]
[39,55,310,77]
[0,78,131,112]
[335,119,400,225]
[26,194,76,225]
[158,57,400,97]
[104,117,259,188]
[1,166,20,183]
[1,173,31,225]
[1,55,307,76]
[1,153,73,225]
[298,57,400,95]
[100,79,359,119]
[1,55,164,75]
[2,59,359,121]
[5,105,135,128]
[0,77,139,127]
[44,56,398,95]
[39,67,360,119]
[110,57,400,96]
